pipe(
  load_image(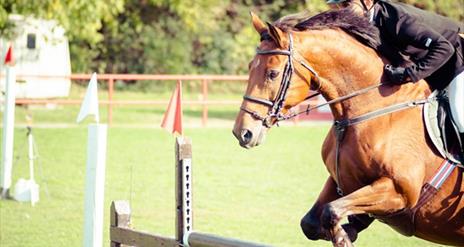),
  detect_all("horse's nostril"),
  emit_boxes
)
[241,129,253,144]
